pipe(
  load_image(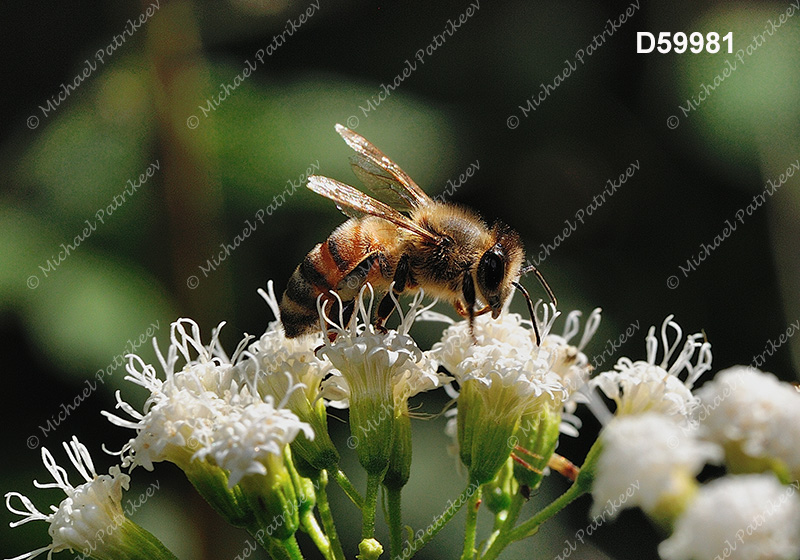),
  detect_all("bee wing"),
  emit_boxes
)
[308,175,438,242]
[335,124,433,210]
